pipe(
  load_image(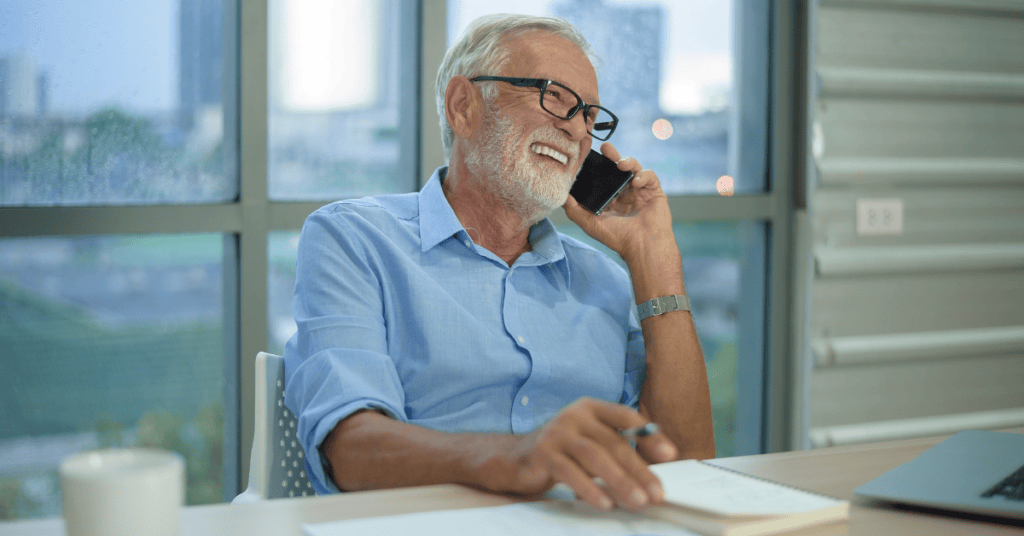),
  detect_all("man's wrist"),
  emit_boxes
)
[637,294,690,322]
[619,230,677,268]
[318,424,346,490]
[454,434,525,493]
[621,235,685,303]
